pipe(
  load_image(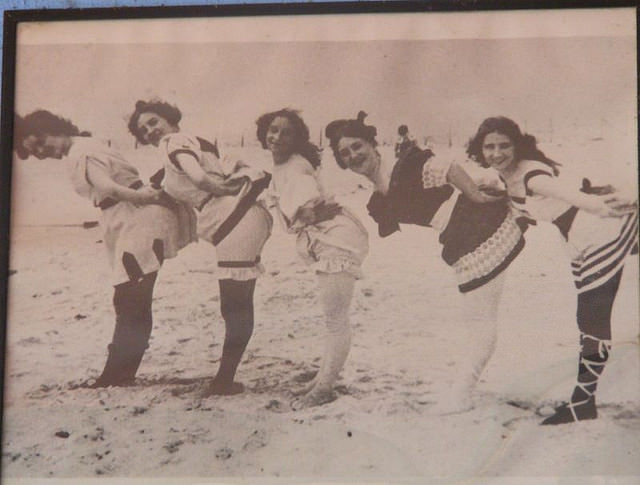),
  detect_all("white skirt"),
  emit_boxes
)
[102,200,196,286]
